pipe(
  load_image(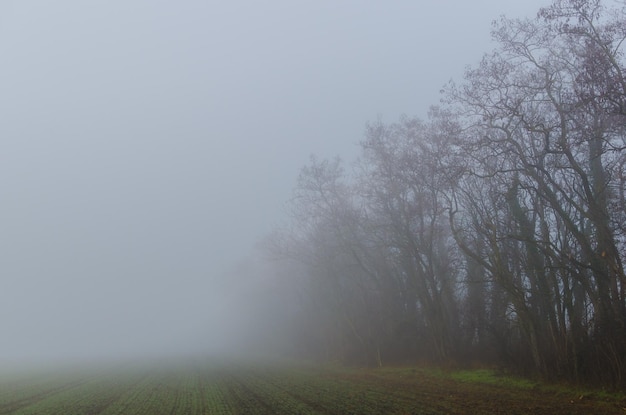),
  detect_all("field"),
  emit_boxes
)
[0,361,624,414]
